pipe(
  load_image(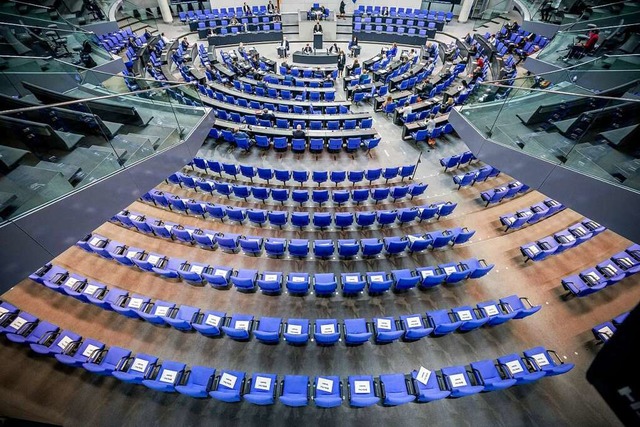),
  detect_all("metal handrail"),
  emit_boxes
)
[52,58,187,85]
[561,22,640,33]
[7,0,53,10]
[0,82,197,115]
[0,19,94,34]
[475,82,640,103]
